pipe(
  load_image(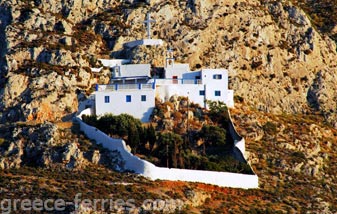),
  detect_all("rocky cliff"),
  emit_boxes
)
[0,121,123,170]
